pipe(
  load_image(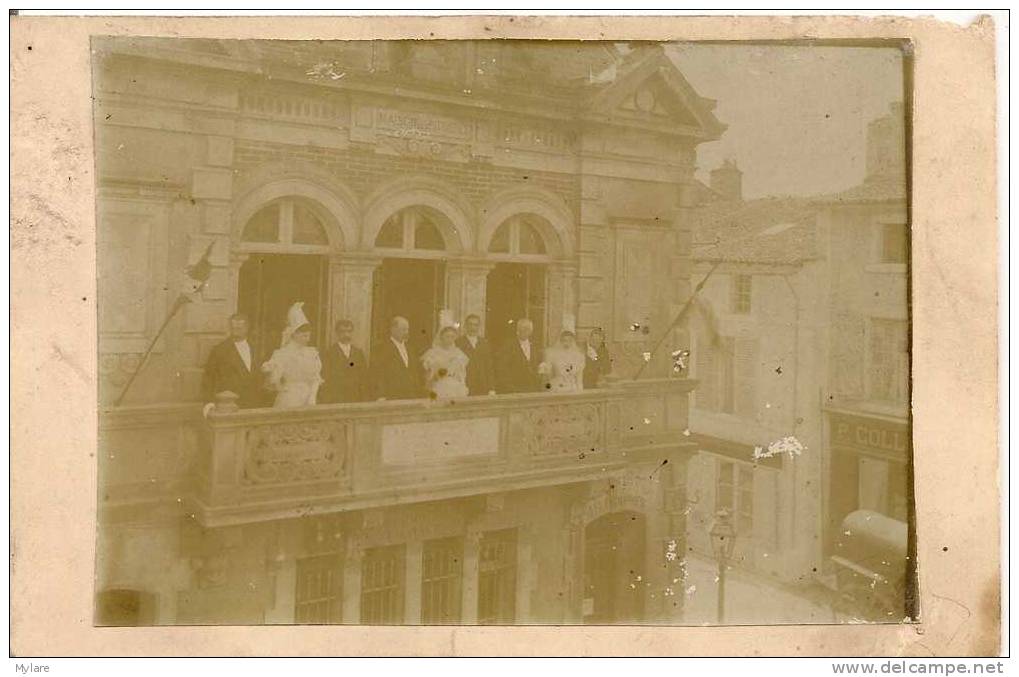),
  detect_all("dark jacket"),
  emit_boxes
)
[201,338,264,408]
[371,338,424,400]
[582,342,612,390]
[319,343,369,404]
[494,338,543,394]
[456,335,496,396]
